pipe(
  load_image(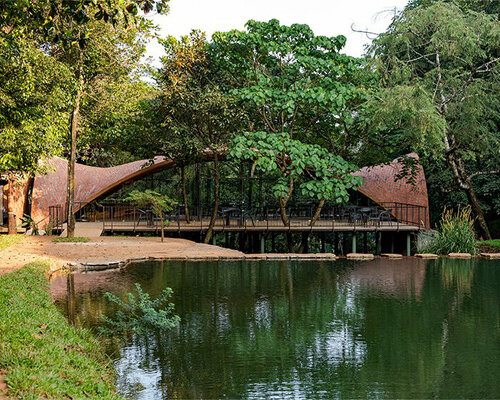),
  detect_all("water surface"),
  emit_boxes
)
[51,258,500,399]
